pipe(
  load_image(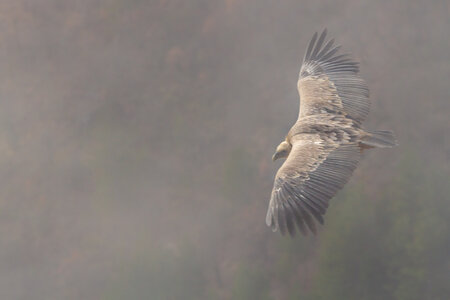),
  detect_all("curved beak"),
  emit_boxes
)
[272,152,280,161]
